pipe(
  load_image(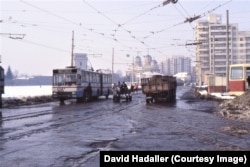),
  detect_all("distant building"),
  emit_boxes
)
[162,55,192,75]
[126,55,160,83]
[74,53,88,70]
